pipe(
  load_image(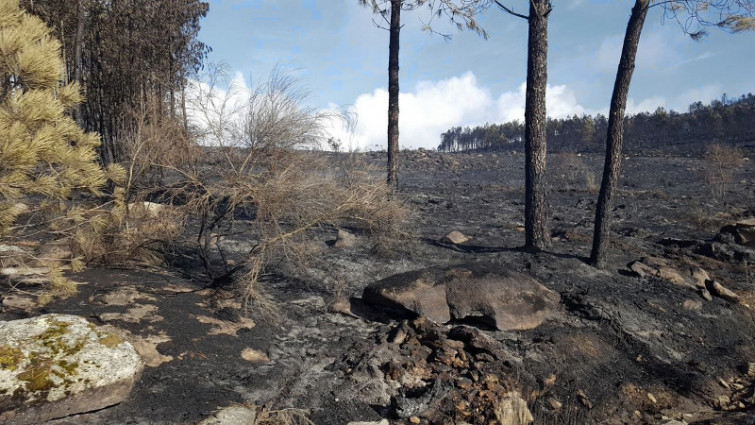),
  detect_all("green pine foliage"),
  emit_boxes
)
[0,0,109,233]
